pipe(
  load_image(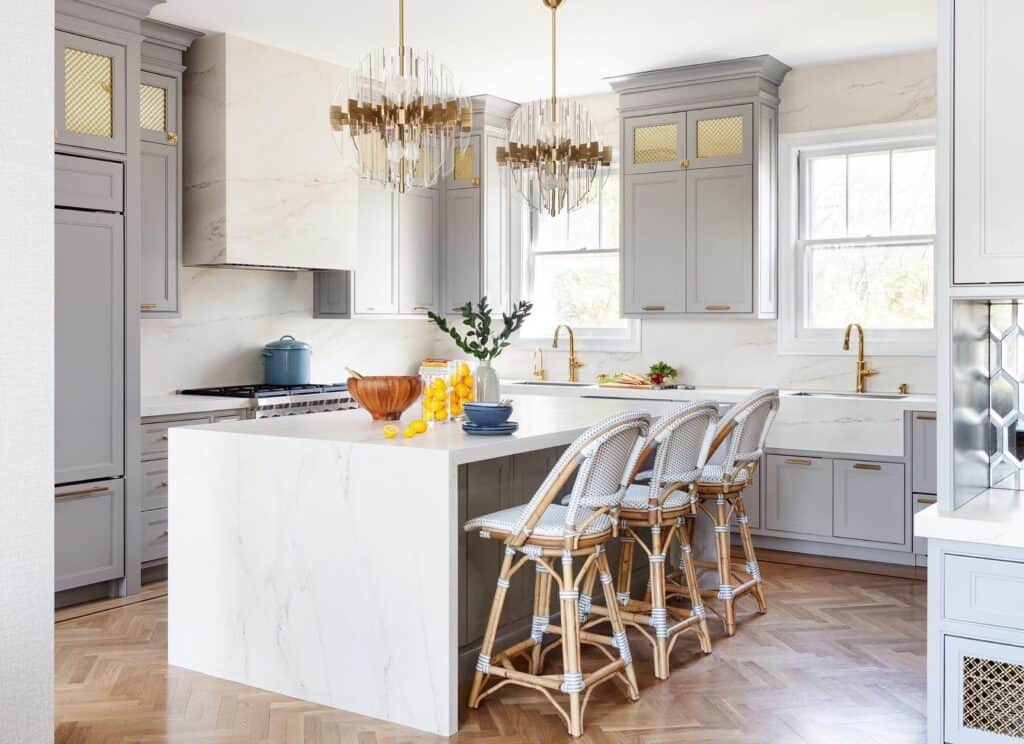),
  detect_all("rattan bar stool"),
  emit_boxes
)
[688,388,779,636]
[463,411,651,738]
